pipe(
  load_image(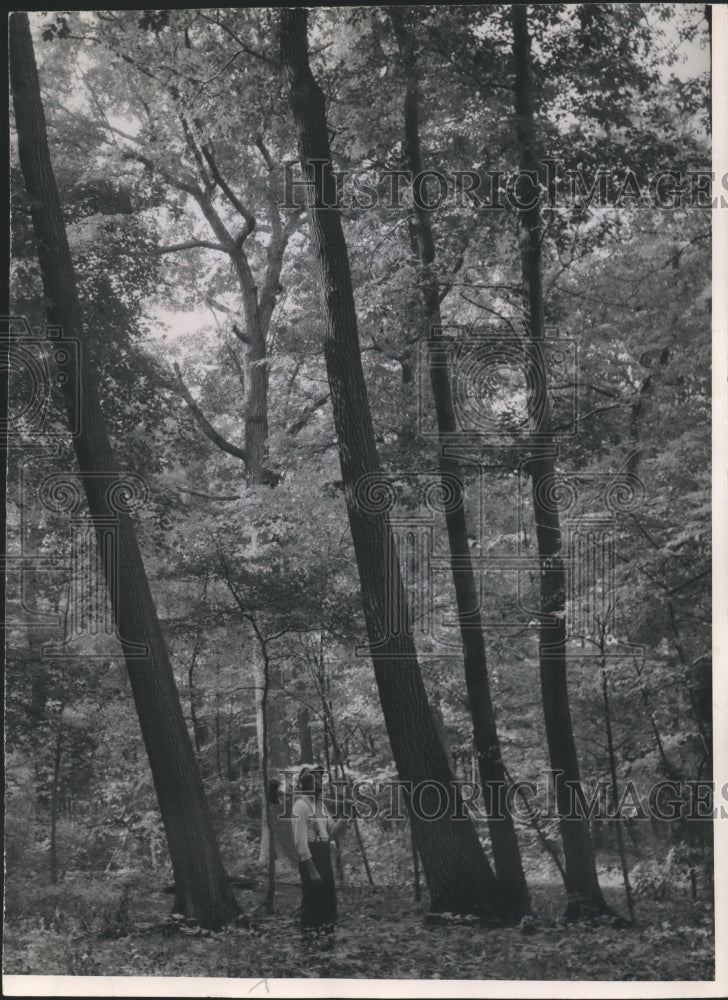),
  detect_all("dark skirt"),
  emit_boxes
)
[299,839,337,937]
